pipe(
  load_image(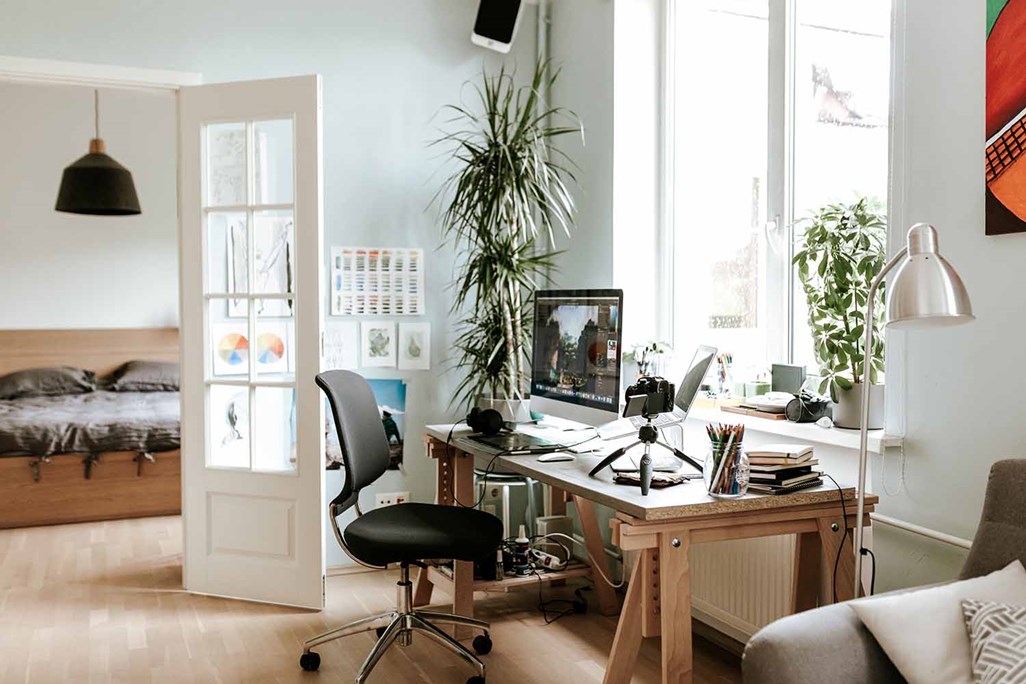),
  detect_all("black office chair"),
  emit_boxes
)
[300,370,503,684]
